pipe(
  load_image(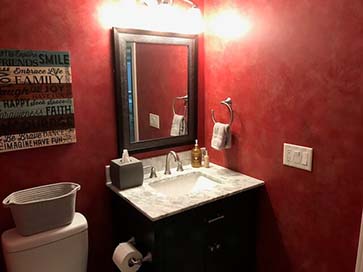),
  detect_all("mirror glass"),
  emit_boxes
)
[113,28,198,154]
[126,42,188,142]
